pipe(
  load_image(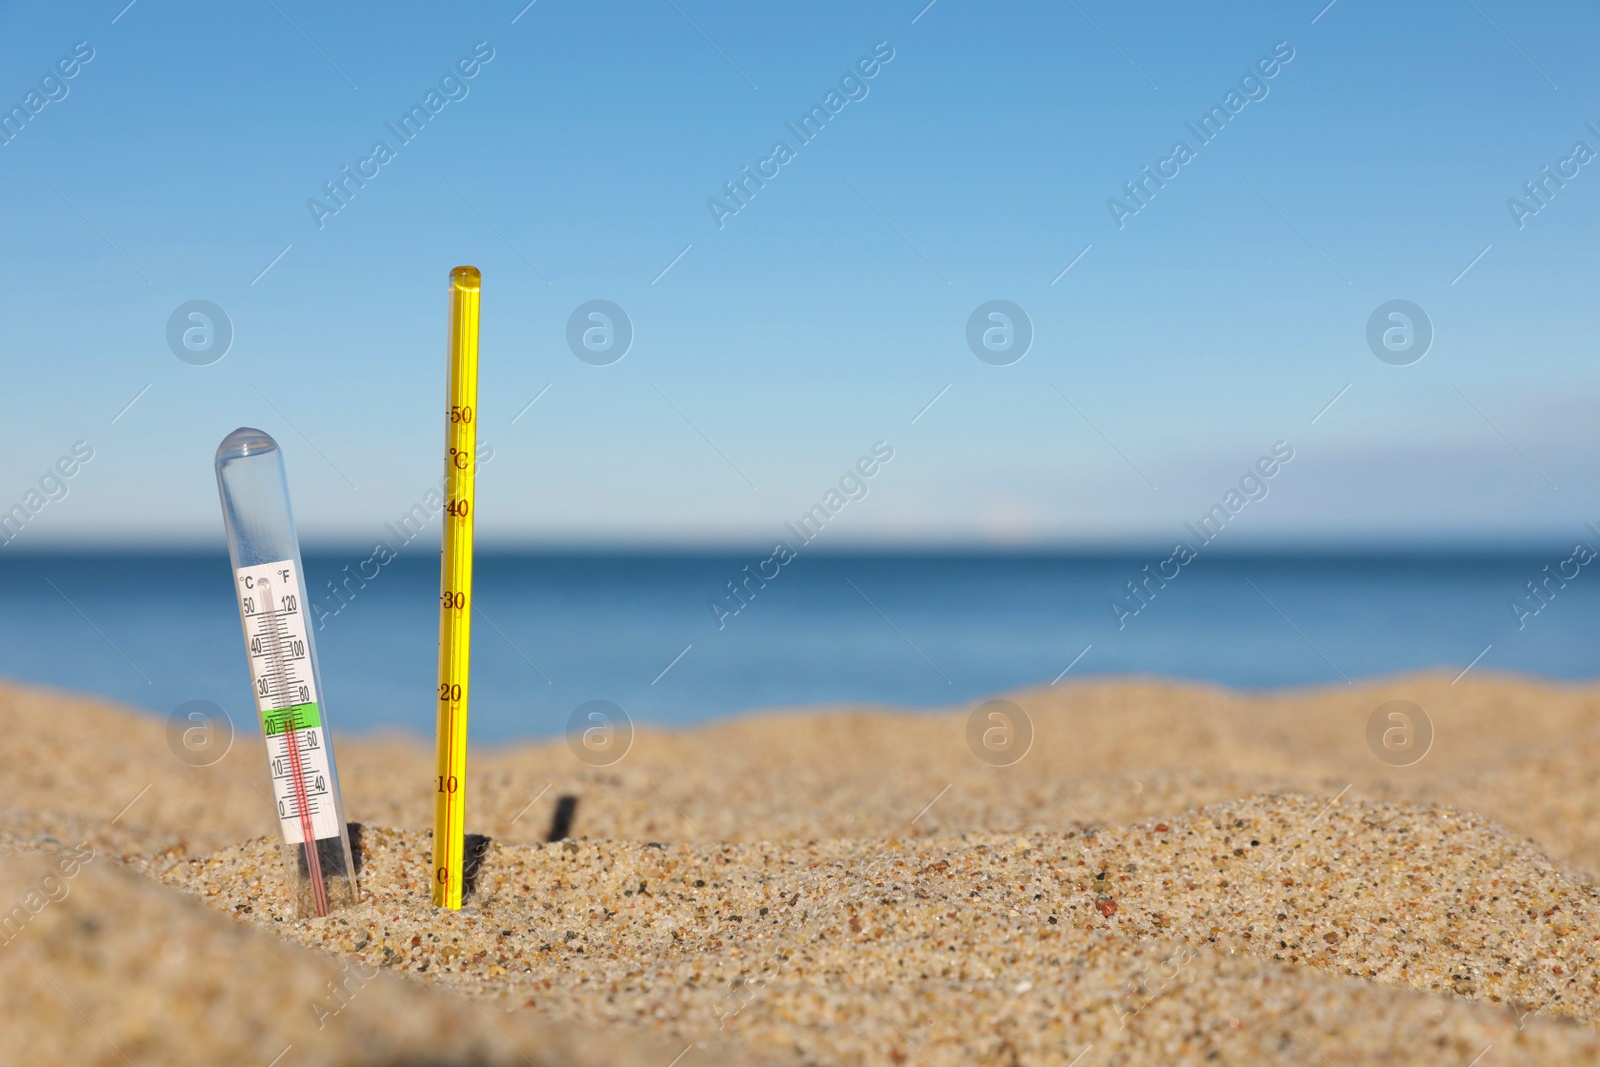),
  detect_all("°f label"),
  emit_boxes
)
[235,560,339,845]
